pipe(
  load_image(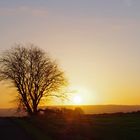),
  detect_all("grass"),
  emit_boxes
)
[13,112,140,140]
[13,117,52,140]
[85,113,140,140]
